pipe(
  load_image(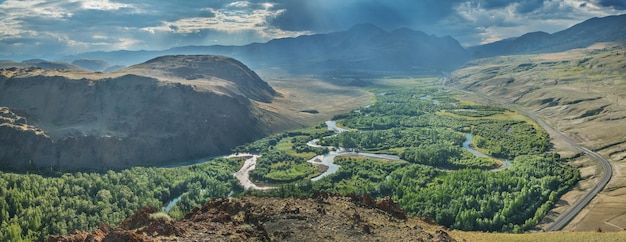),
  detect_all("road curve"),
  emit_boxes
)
[452,88,612,231]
